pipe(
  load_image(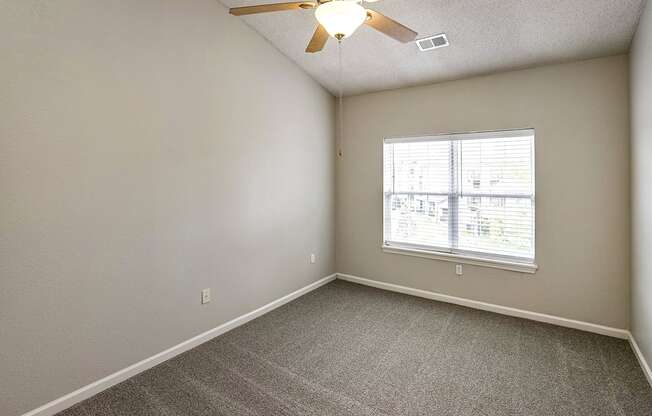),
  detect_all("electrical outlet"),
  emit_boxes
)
[310,253,316,264]
[455,264,463,276]
[201,288,211,304]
